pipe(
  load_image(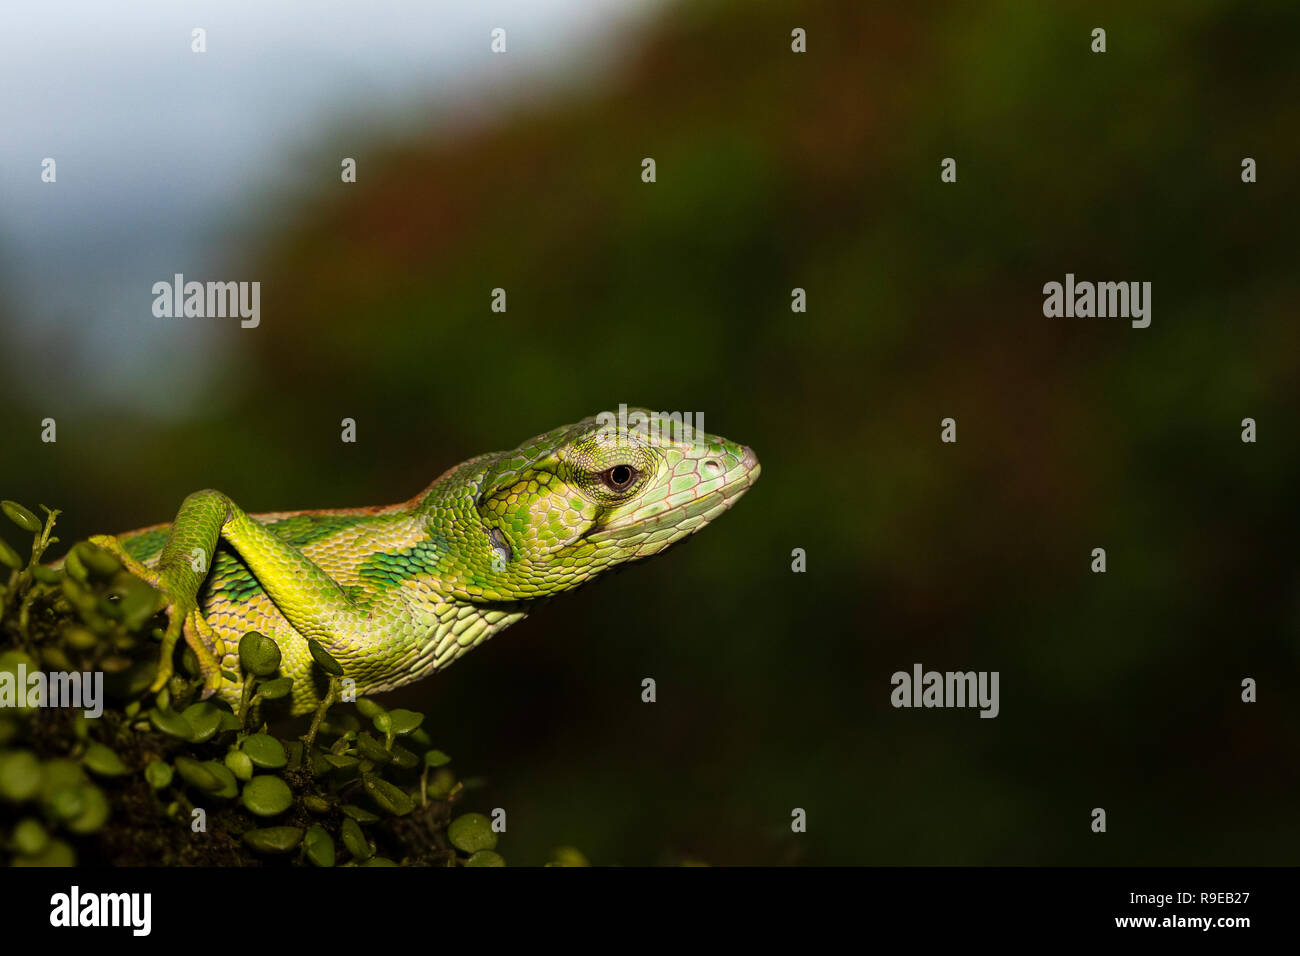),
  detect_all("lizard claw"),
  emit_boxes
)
[148,602,185,693]
[146,601,224,700]
[186,607,226,699]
